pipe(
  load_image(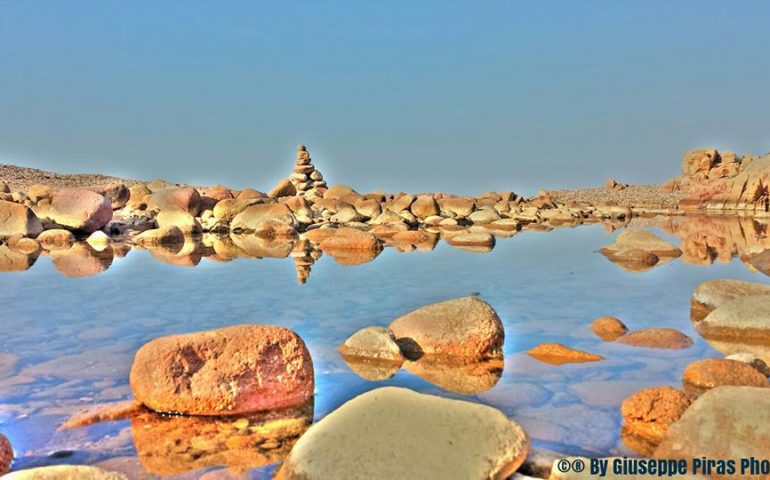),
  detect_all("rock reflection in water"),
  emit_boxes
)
[402,356,503,394]
[0,244,39,272]
[340,355,403,382]
[131,401,313,476]
[51,242,114,277]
